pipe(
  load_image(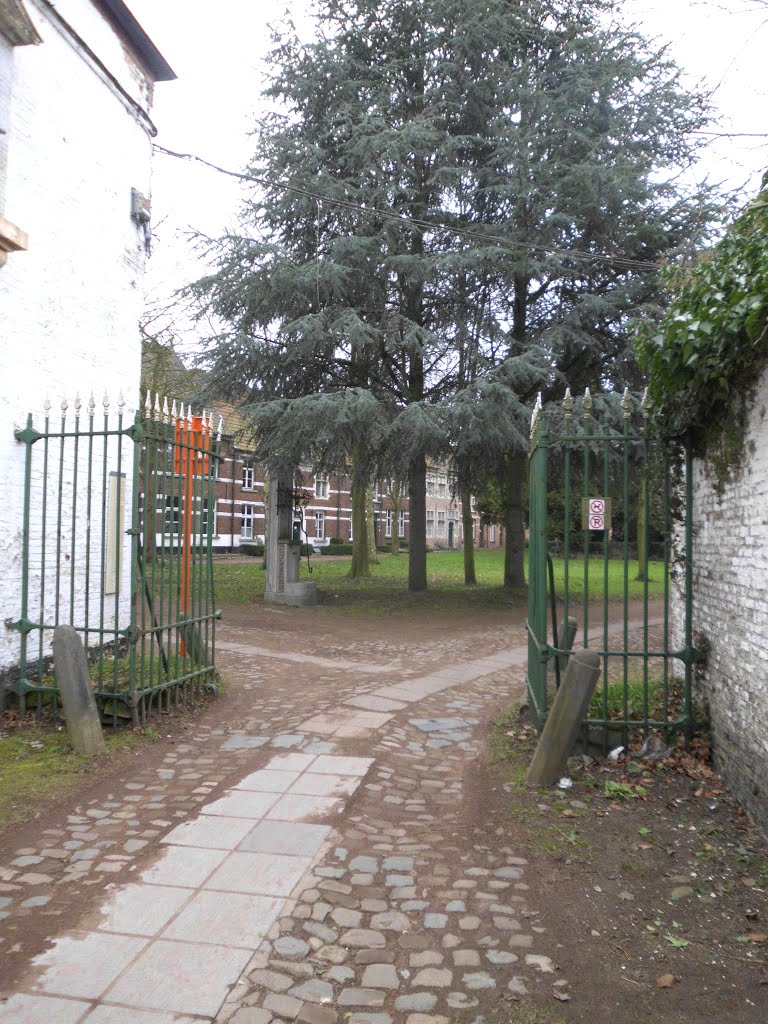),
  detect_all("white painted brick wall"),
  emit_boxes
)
[677,372,768,832]
[0,1,157,673]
